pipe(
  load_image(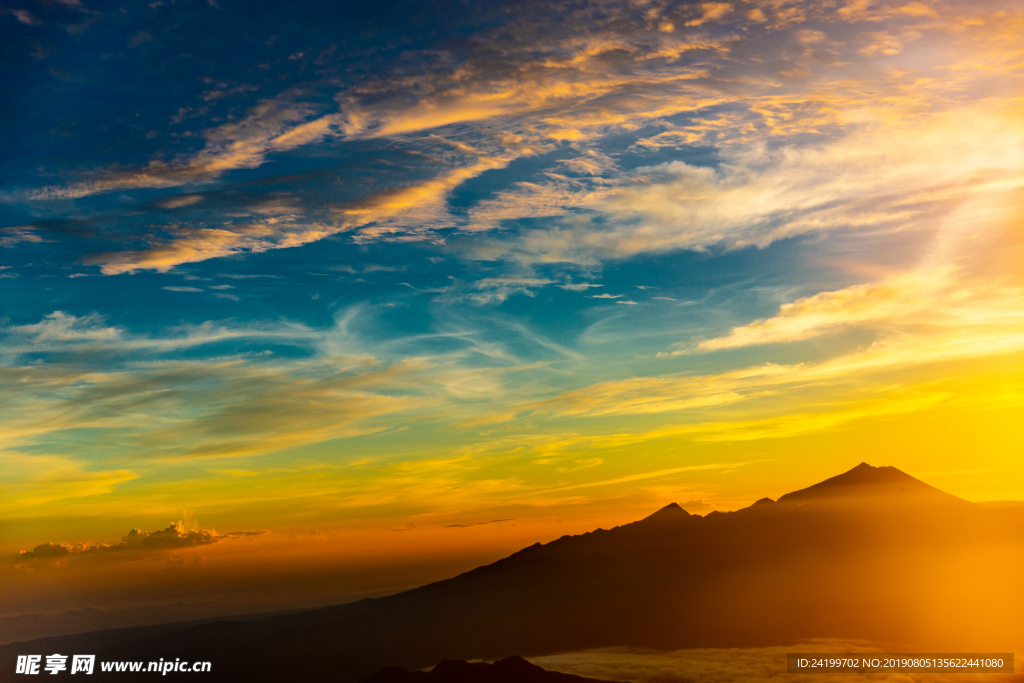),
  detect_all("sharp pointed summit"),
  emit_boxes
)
[777,462,965,504]
[642,502,690,521]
